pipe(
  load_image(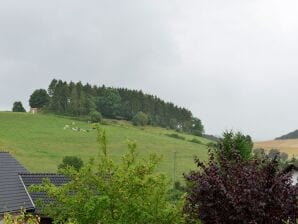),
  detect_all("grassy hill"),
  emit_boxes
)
[0,112,211,182]
[254,140,298,157]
